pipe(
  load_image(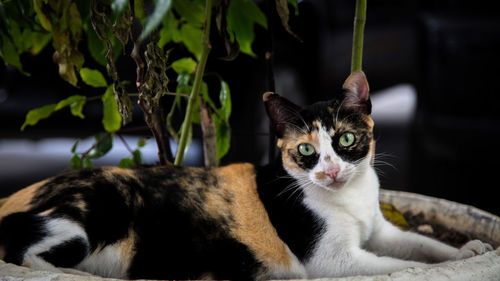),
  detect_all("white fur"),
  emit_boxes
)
[76,244,129,278]
[22,216,128,278]
[23,217,88,272]
[294,126,492,278]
